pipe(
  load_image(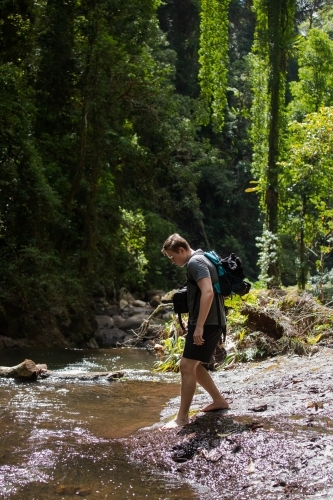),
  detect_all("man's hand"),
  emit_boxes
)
[193,325,204,345]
